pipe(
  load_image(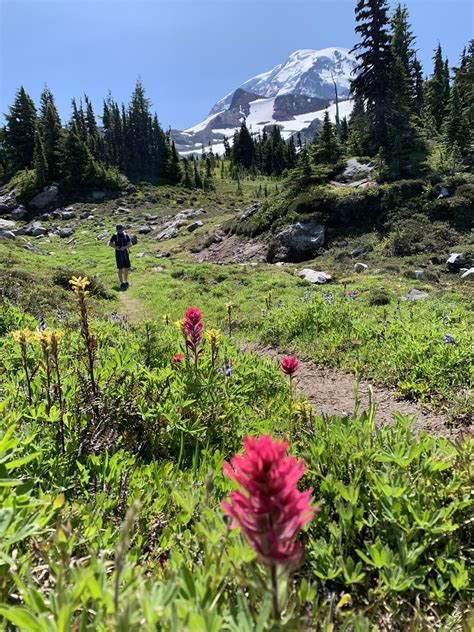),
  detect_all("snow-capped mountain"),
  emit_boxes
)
[171,47,356,156]
[210,47,356,114]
